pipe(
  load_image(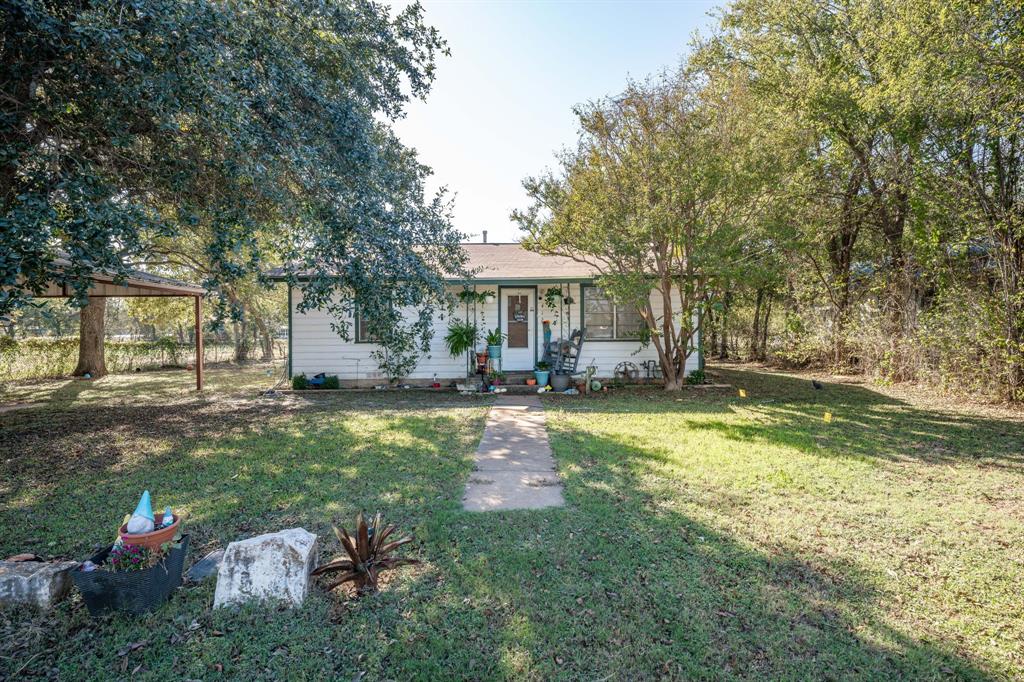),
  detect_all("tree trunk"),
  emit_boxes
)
[750,288,764,360]
[233,319,250,363]
[718,291,732,360]
[760,293,773,359]
[706,306,719,354]
[73,297,107,378]
[254,316,274,361]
